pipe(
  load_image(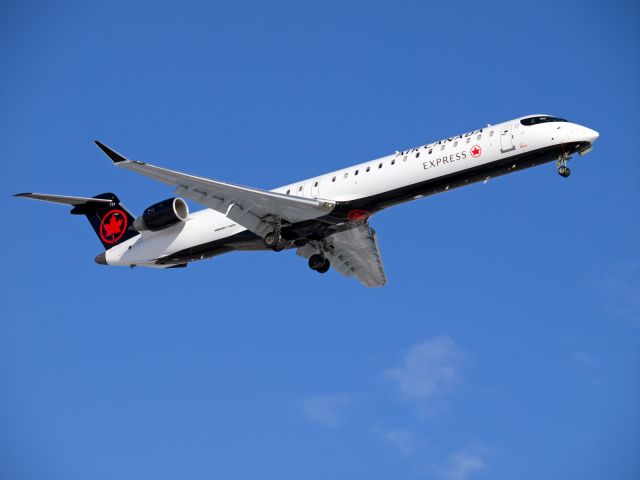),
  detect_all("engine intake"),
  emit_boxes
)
[133,197,189,232]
